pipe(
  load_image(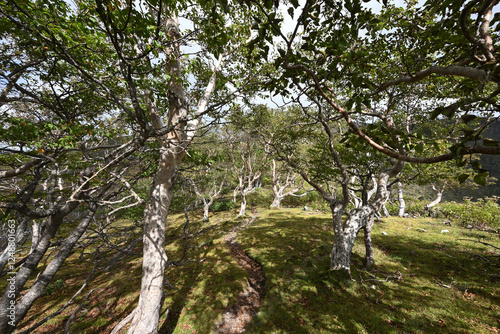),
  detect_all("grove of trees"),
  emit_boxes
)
[1,0,499,332]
